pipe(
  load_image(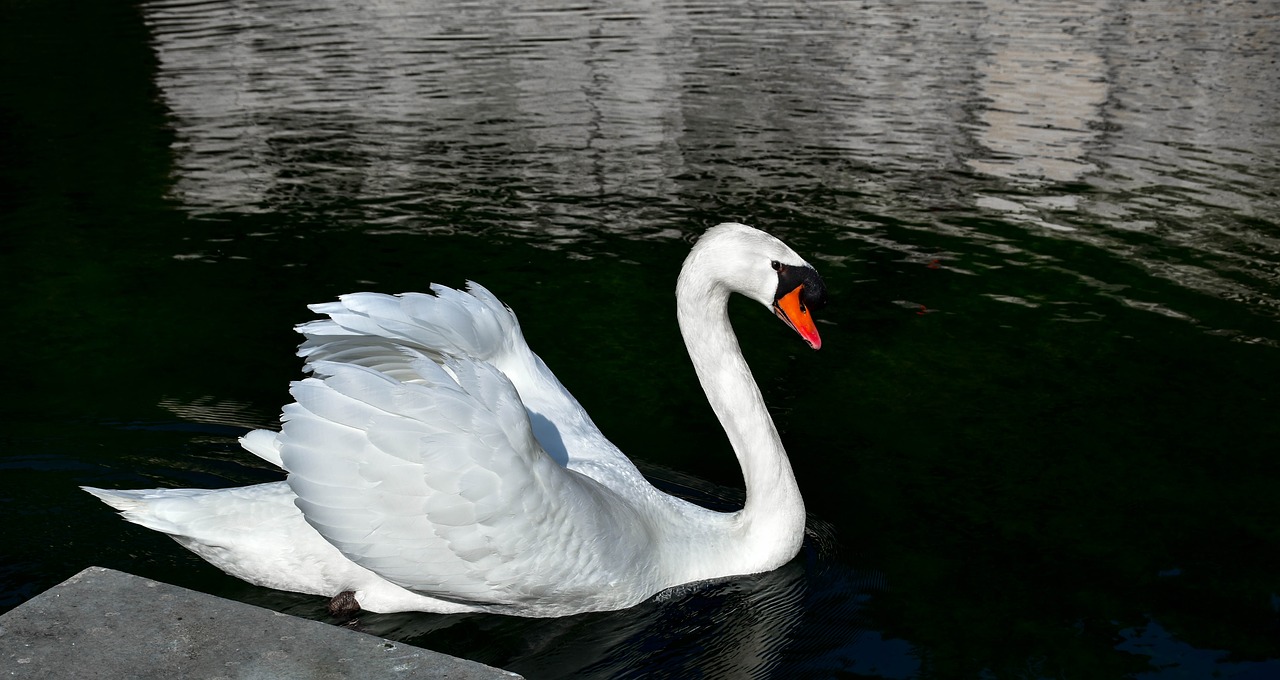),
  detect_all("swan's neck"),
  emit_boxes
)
[675,264,805,574]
